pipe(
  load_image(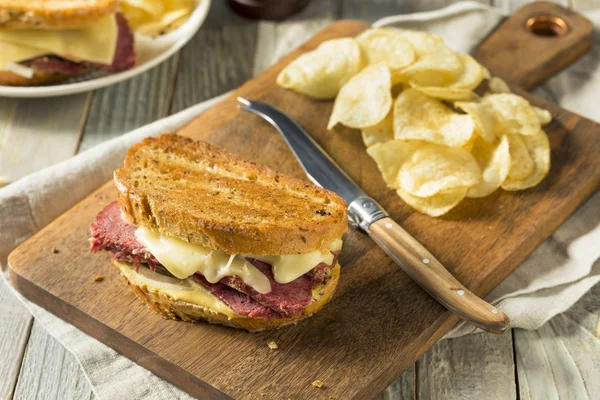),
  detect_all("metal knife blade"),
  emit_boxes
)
[237,97,366,205]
